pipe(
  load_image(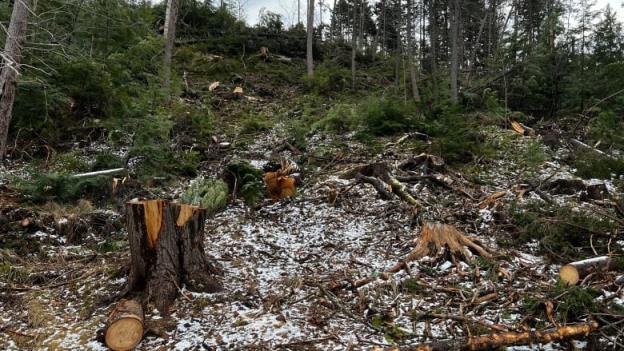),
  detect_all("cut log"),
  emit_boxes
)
[105,299,144,351]
[376,320,598,351]
[126,200,222,313]
[559,256,616,285]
